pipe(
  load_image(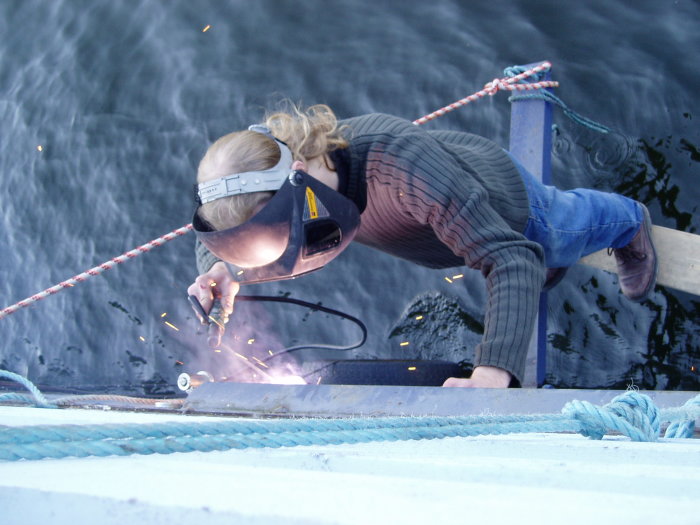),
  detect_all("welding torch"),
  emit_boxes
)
[188,294,227,348]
